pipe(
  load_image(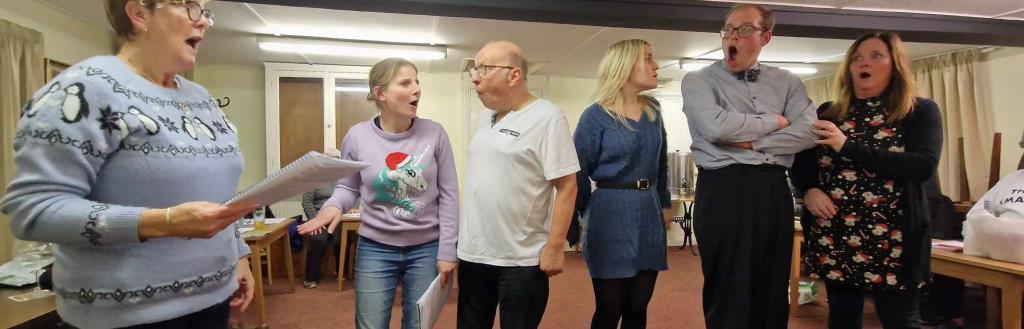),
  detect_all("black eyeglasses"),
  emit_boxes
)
[470,65,516,77]
[720,25,766,39]
[161,1,214,26]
